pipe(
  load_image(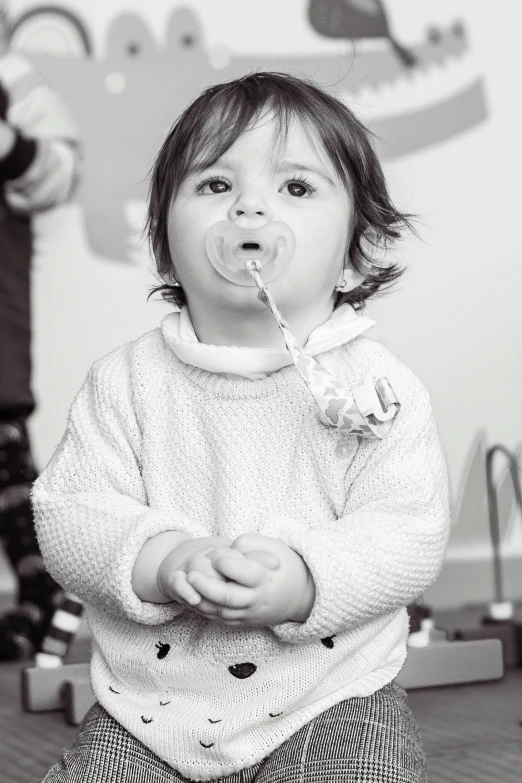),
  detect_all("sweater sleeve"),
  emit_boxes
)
[32,347,209,625]
[0,53,80,212]
[265,373,451,644]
